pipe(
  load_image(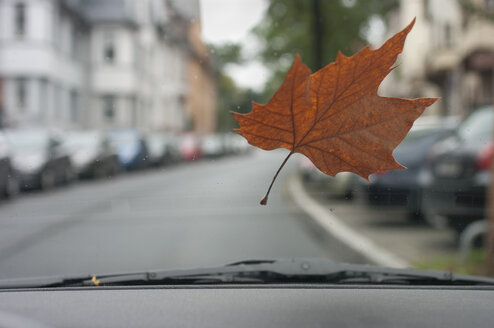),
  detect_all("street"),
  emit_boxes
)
[0,150,362,280]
